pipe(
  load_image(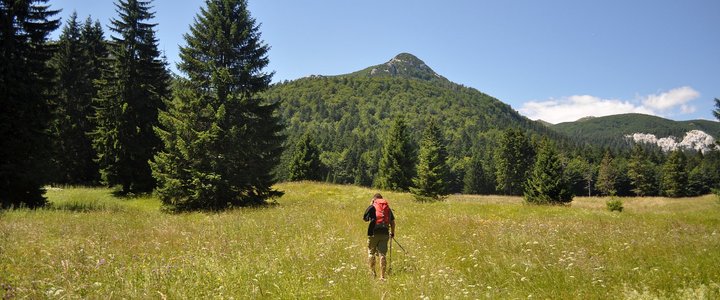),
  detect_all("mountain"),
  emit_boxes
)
[350,52,449,82]
[264,53,557,188]
[551,113,720,151]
